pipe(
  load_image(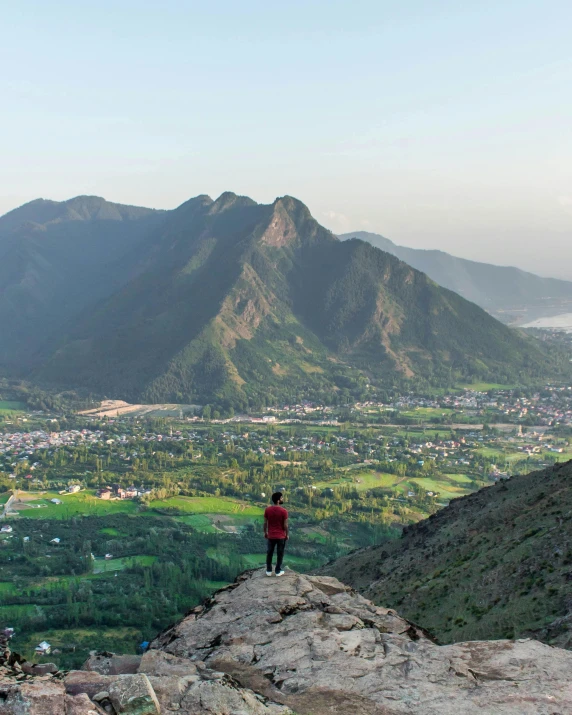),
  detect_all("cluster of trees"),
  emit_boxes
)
[0,514,246,664]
